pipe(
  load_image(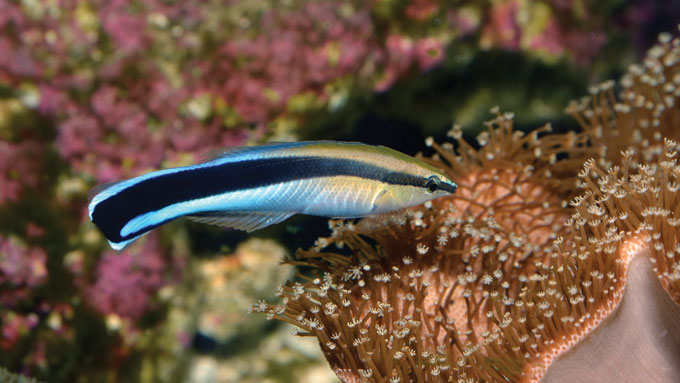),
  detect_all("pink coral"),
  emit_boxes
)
[375,35,415,91]
[405,0,439,21]
[196,2,375,122]
[414,37,445,70]
[0,0,621,185]
[0,0,250,181]
[0,140,42,205]
[100,0,149,54]
[482,0,521,50]
[0,312,39,351]
[0,235,47,306]
[84,234,169,320]
[529,16,565,55]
